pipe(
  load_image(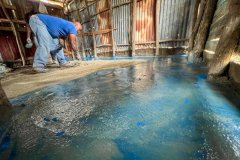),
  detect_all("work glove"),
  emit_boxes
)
[25,38,33,48]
